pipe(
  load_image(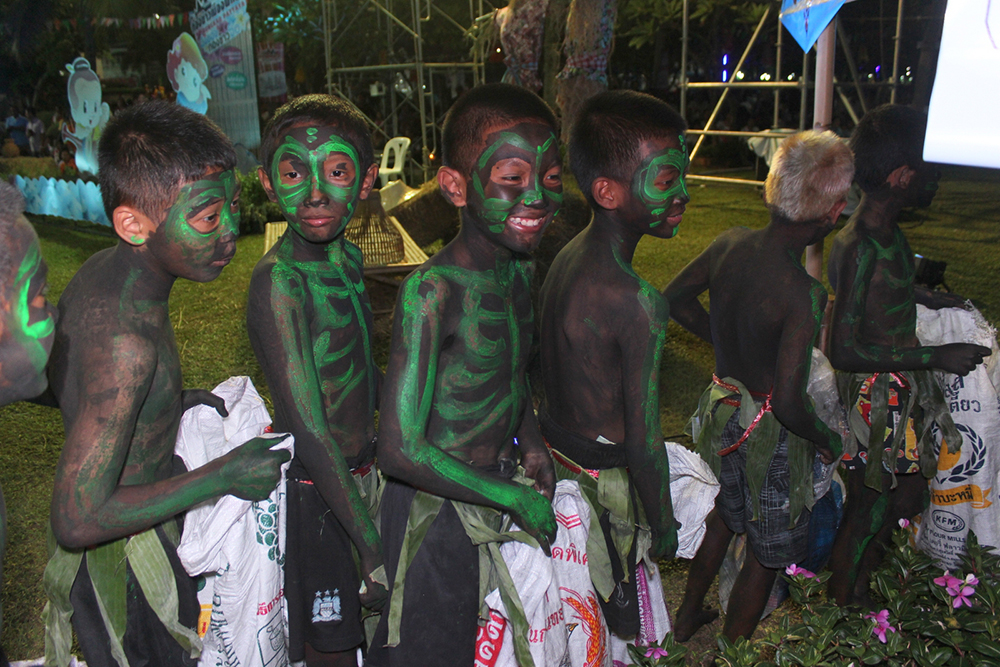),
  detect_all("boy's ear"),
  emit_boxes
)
[257,166,278,203]
[887,164,916,191]
[358,163,379,201]
[437,167,468,207]
[826,198,849,224]
[112,205,154,246]
[591,177,627,211]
